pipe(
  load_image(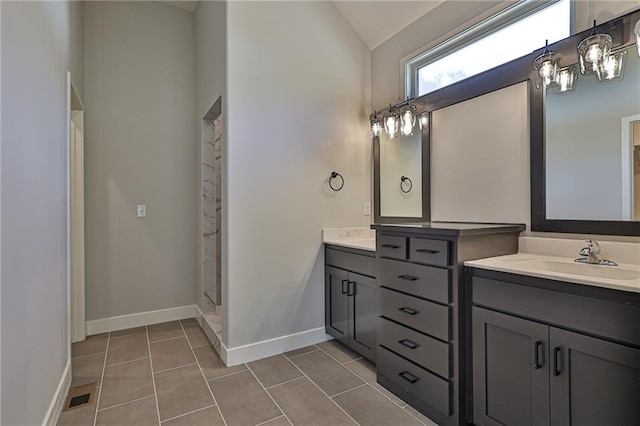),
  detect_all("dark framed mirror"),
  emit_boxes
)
[531,9,640,236]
